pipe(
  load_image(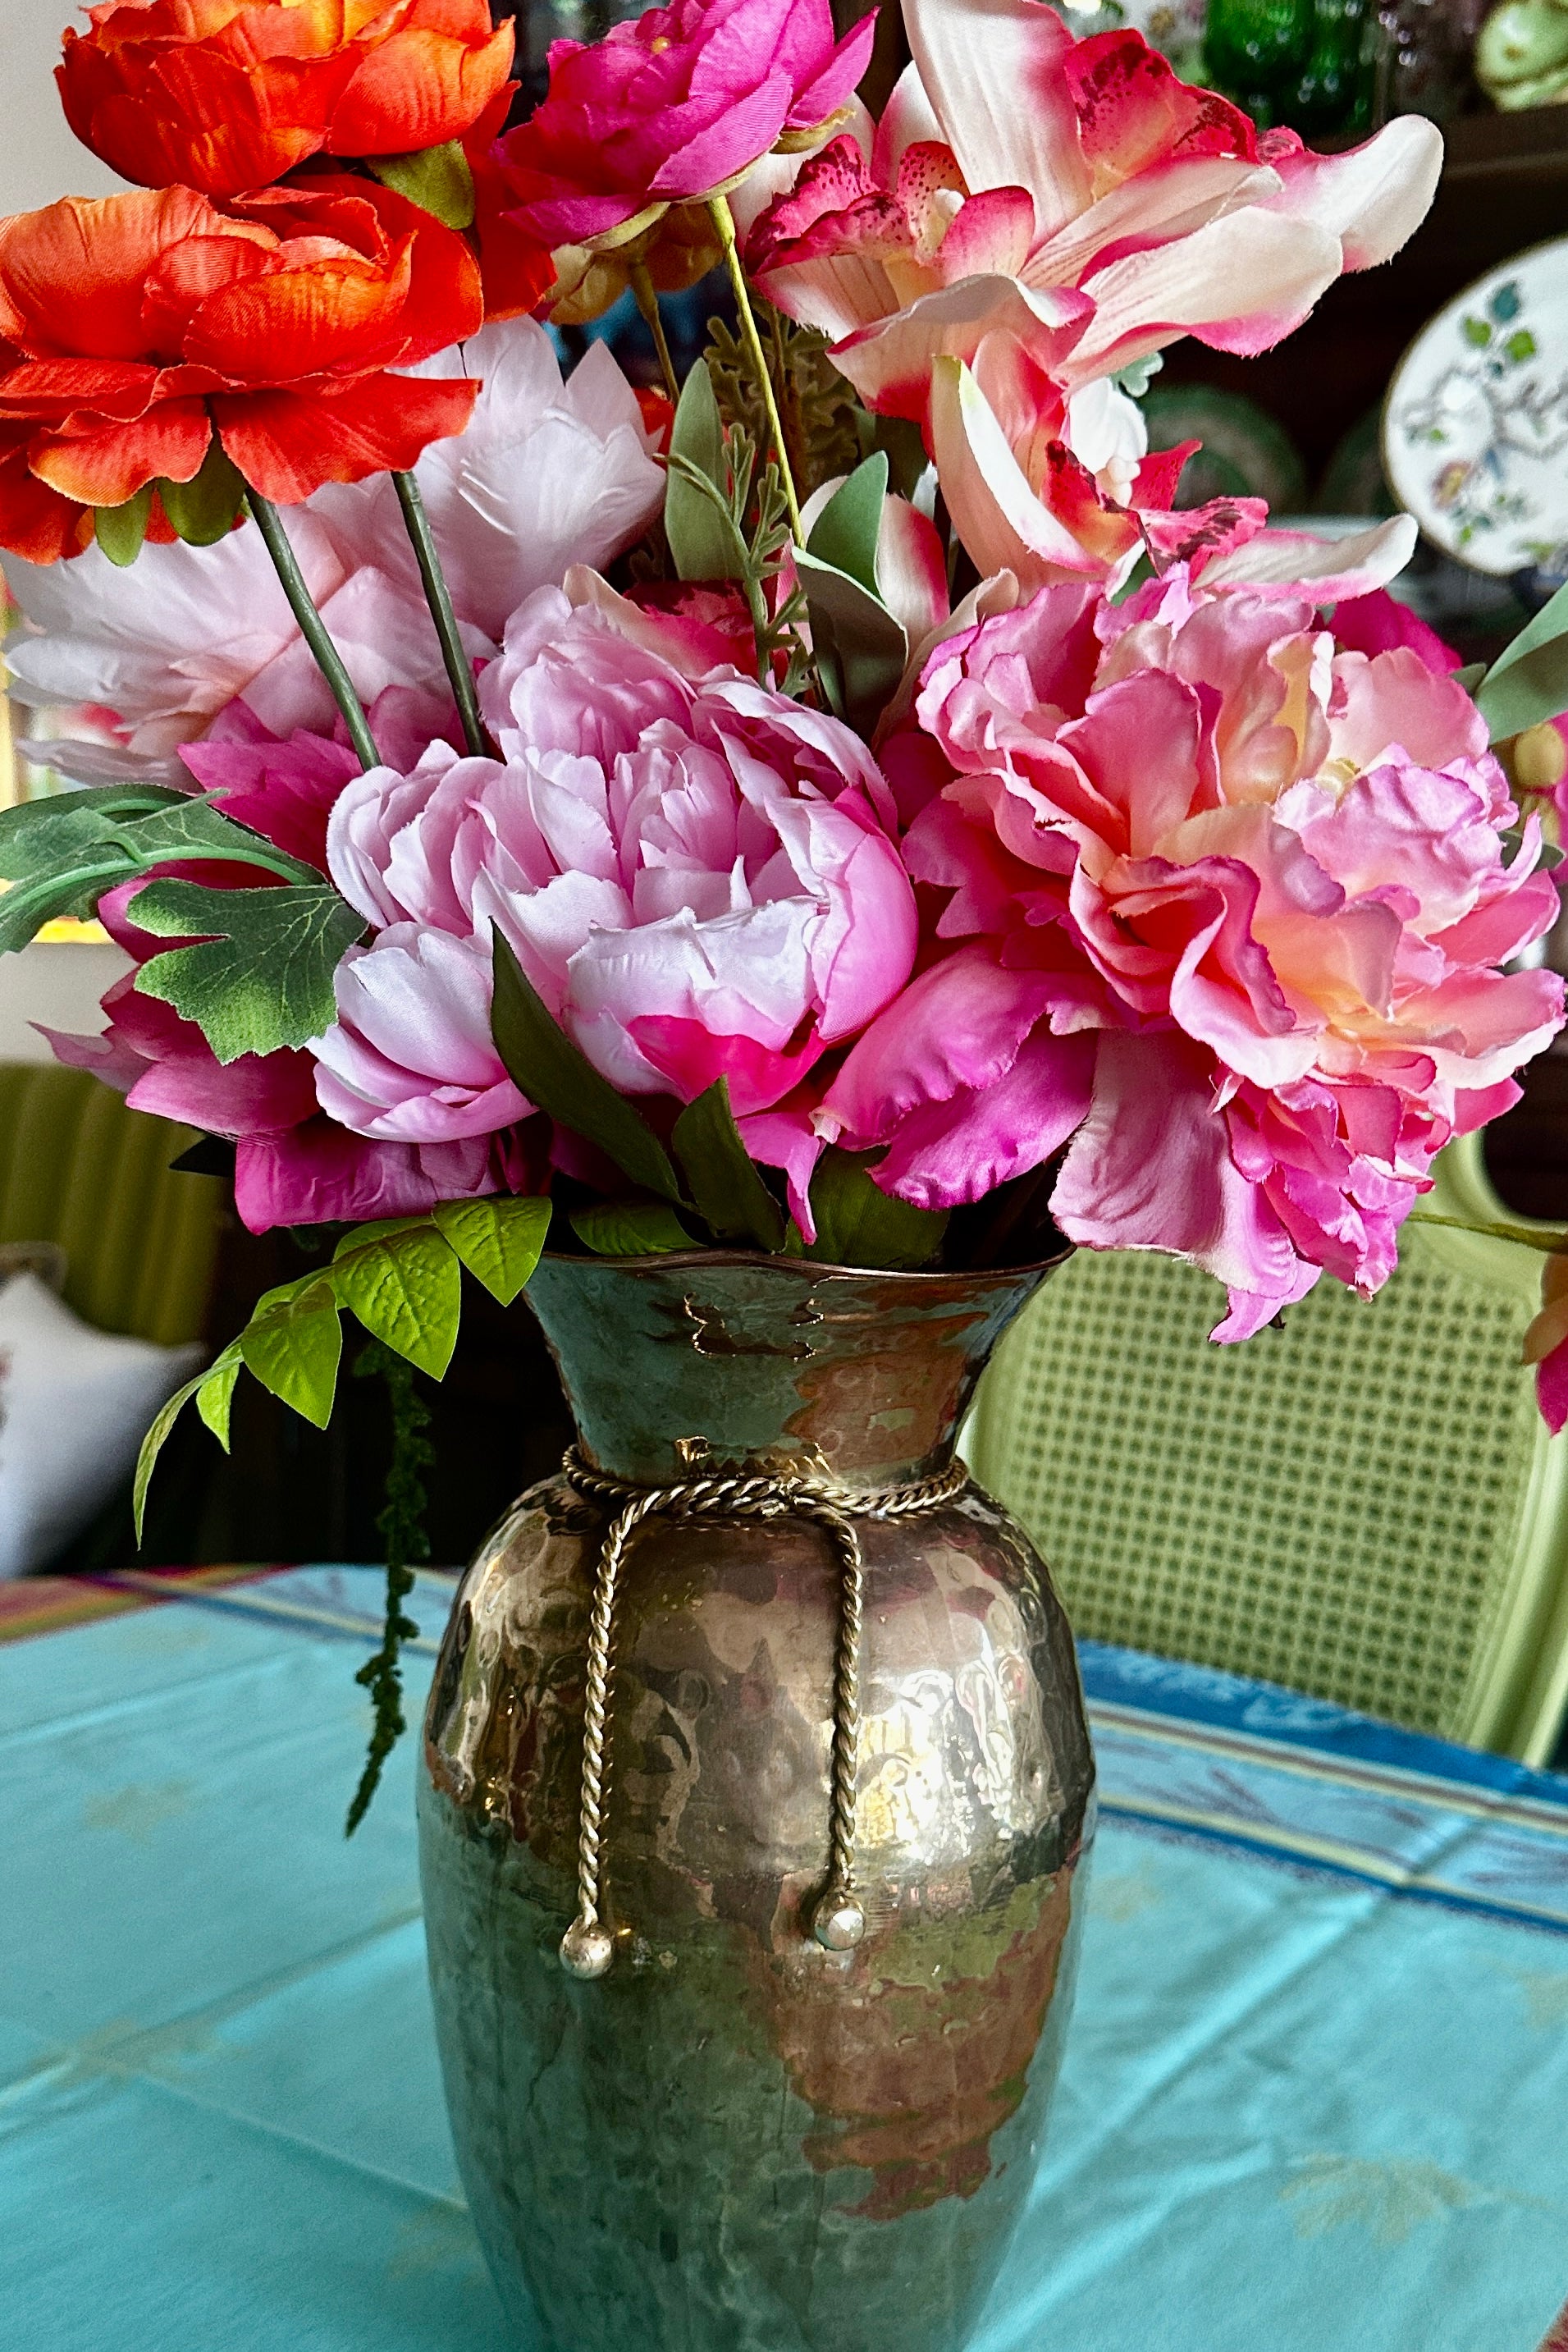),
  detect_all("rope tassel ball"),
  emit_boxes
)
[557,1446,969,1981]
